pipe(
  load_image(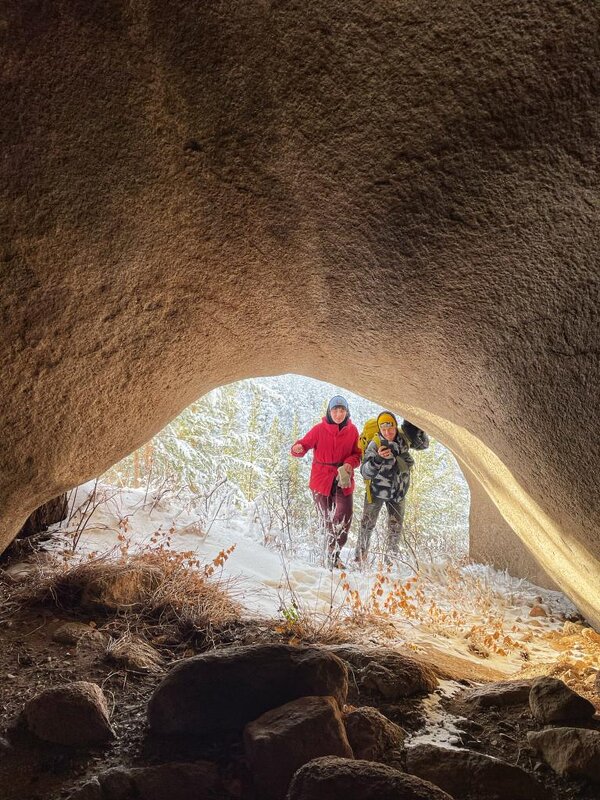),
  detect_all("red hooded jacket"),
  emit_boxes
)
[291,417,362,496]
